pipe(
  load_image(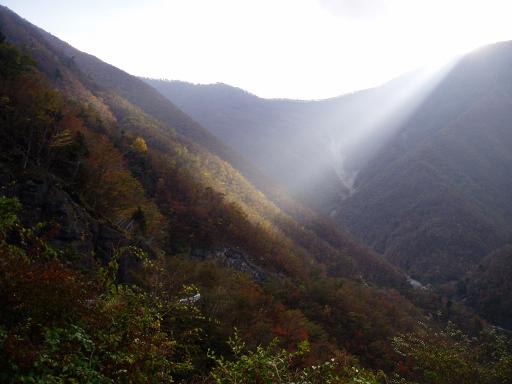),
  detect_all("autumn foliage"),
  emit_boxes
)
[0,27,511,383]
